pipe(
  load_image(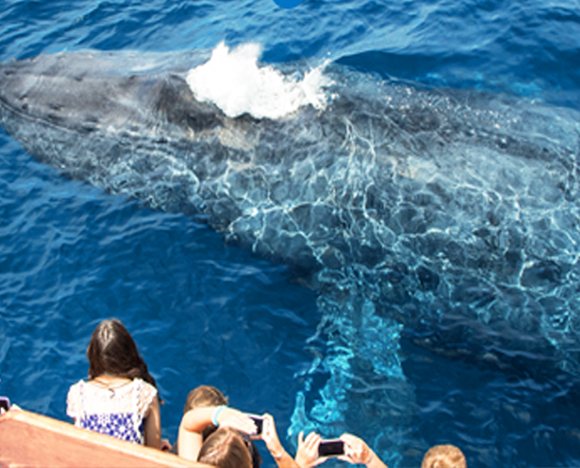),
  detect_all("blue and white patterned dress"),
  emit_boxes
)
[66,378,157,444]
